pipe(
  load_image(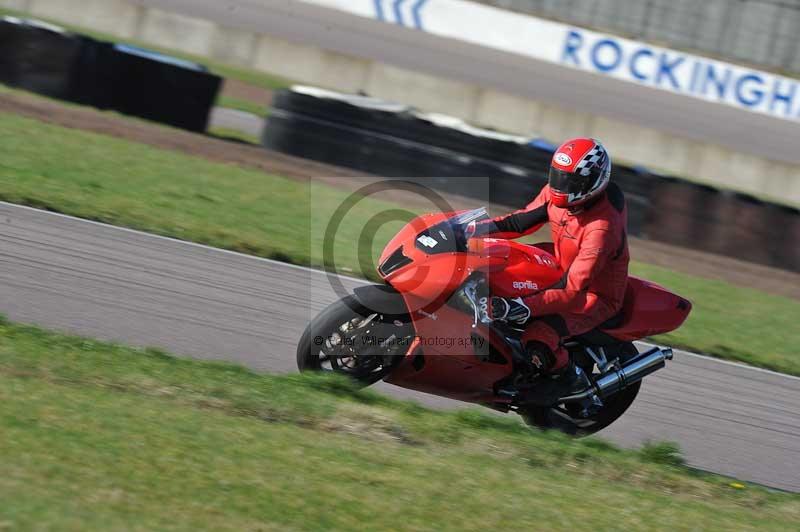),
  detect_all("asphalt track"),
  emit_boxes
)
[1,201,799,491]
